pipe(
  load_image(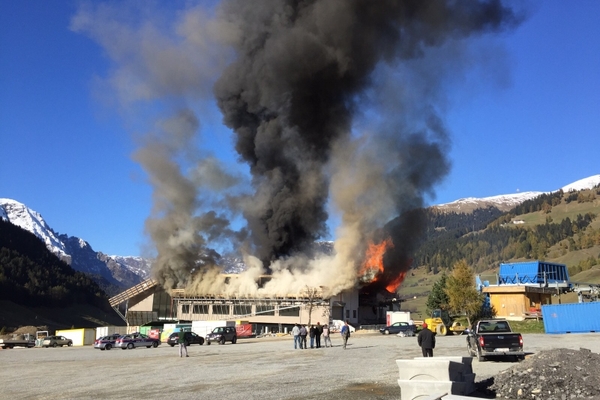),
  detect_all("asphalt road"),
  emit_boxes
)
[2,331,600,400]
